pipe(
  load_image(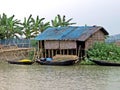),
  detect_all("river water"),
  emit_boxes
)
[0,62,120,90]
